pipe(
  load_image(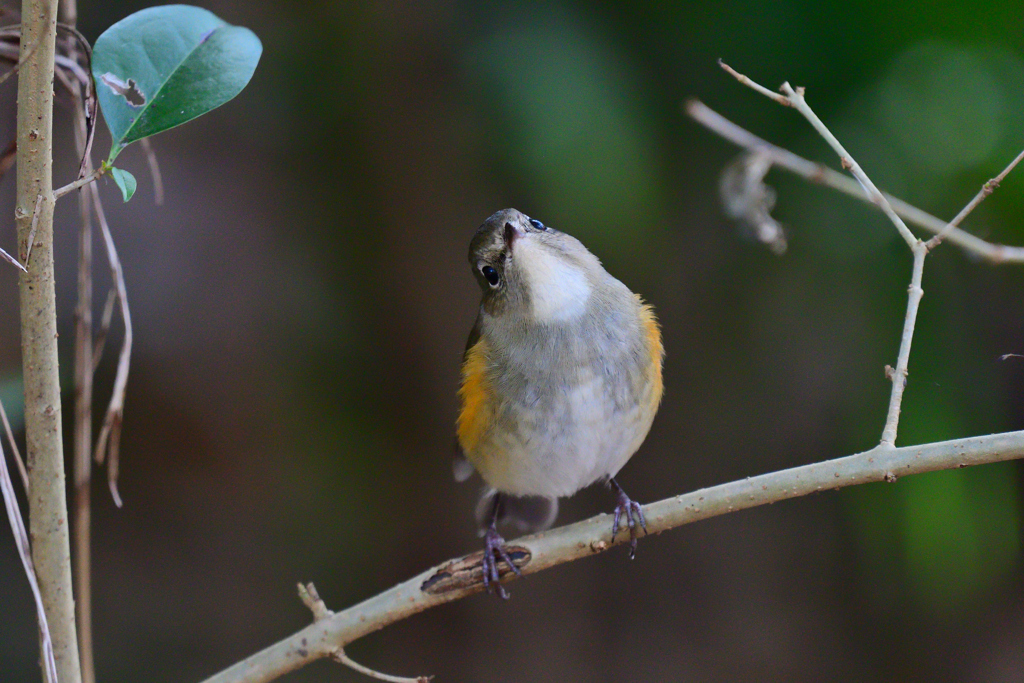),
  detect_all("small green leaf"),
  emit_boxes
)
[92,5,262,163]
[110,167,137,202]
